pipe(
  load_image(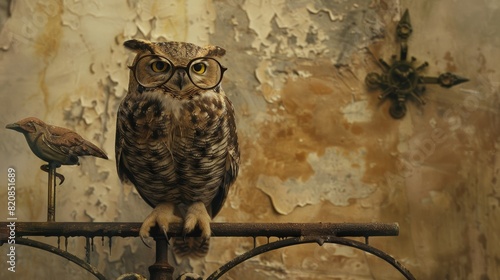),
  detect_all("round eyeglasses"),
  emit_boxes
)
[130,55,227,90]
